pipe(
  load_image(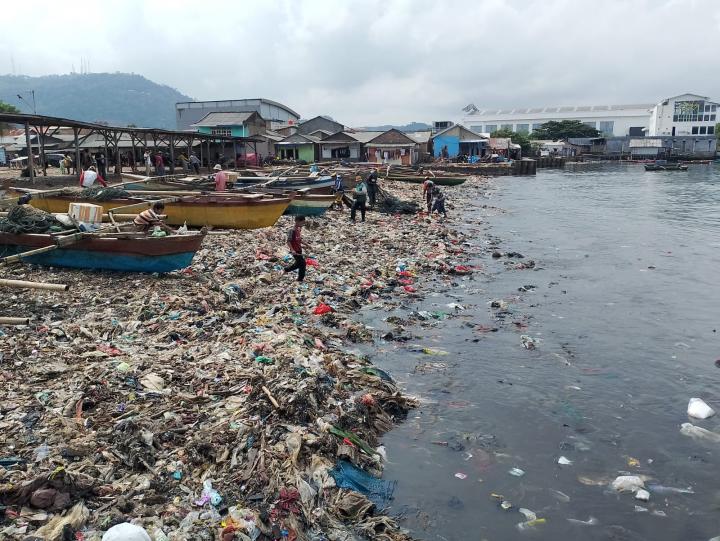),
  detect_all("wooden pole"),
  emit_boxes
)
[0,317,30,325]
[113,135,120,176]
[24,122,34,183]
[0,244,61,266]
[199,138,204,171]
[74,127,81,181]
[169,135,175,175]
[0,278,69,291]
[38,127,47,177]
